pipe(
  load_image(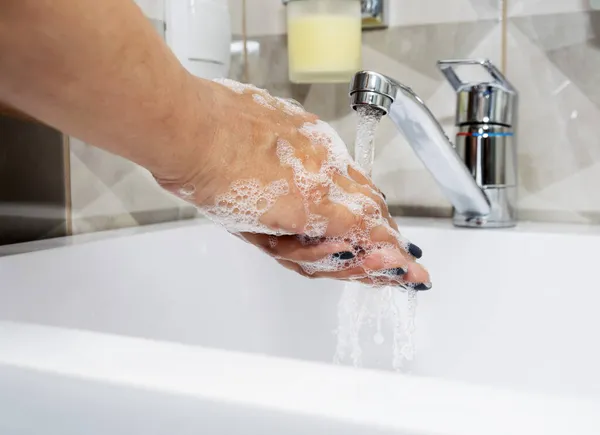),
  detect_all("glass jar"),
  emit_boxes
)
[285,0,362,84]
